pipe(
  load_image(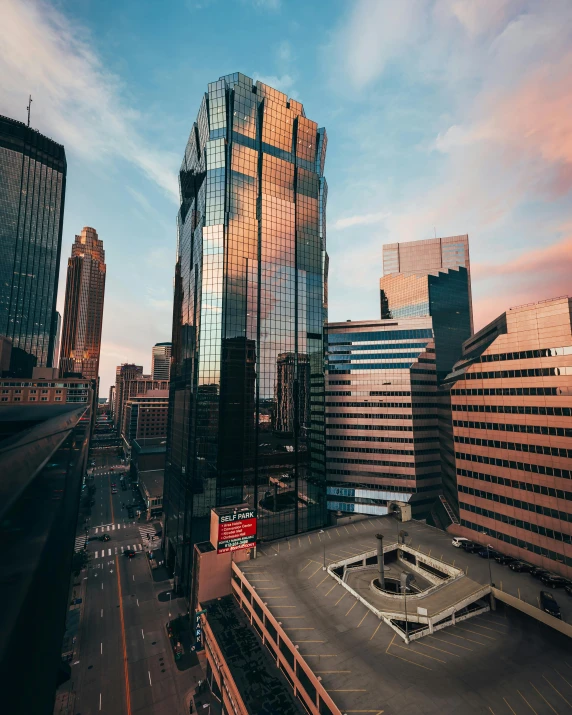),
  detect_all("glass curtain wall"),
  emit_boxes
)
[165,74,328,598]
